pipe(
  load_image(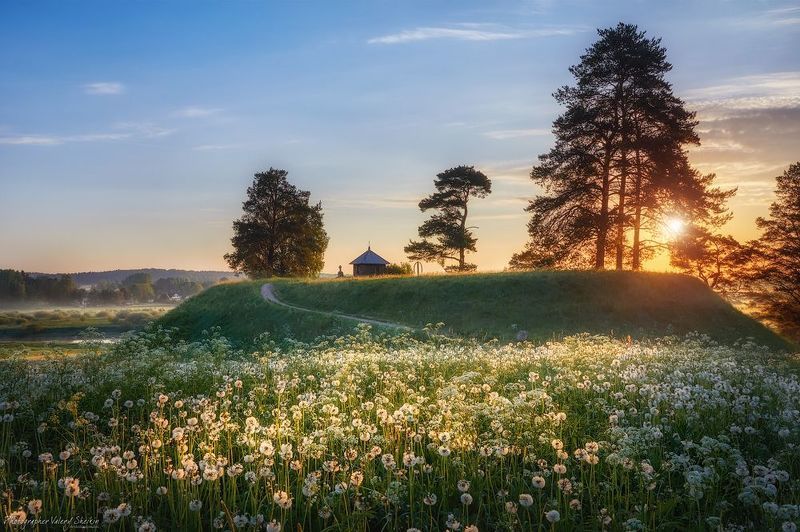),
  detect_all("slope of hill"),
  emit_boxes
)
[156,281,368,344]
[29,268,234,286]
[158,271,791,349]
